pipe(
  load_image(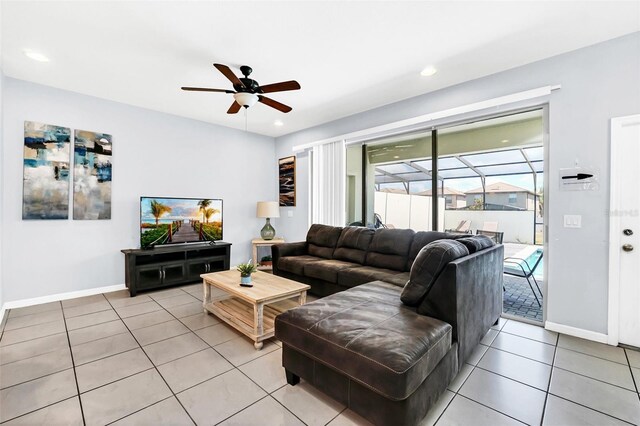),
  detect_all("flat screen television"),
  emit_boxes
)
[140,197,223,249]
